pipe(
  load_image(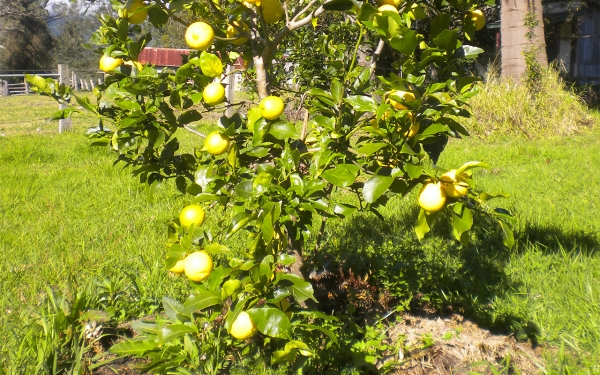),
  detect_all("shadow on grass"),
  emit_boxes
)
[306,208,600,345]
